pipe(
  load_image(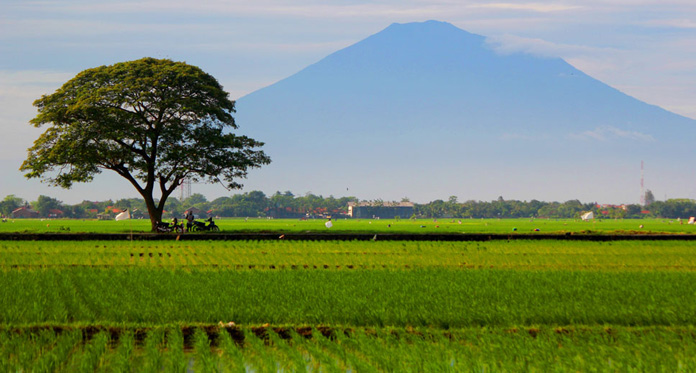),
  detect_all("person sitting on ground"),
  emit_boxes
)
[171,217,183,232]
